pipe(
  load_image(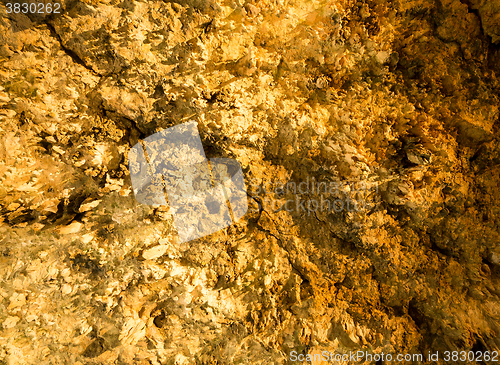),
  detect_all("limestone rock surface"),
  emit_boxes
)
[1,0,500,364]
